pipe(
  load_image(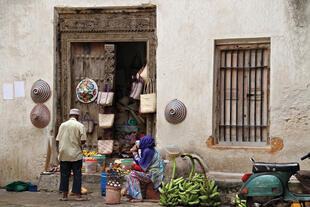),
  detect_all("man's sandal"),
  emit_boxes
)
[59,197,68,201]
